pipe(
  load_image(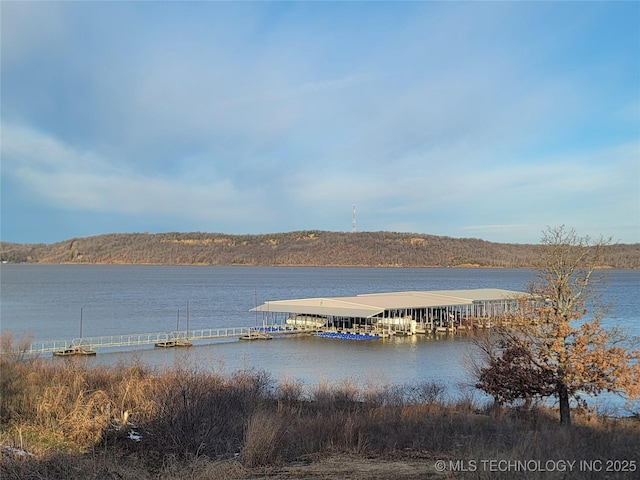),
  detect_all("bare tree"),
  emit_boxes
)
[474,226,640,426]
